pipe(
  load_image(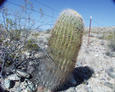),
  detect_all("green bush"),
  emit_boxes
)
[0,39,3,44]
[24,39,39,51]
[32,32,39,38]
[105,33,114,40]
[10,30,21,41]
[109,31,115,51]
